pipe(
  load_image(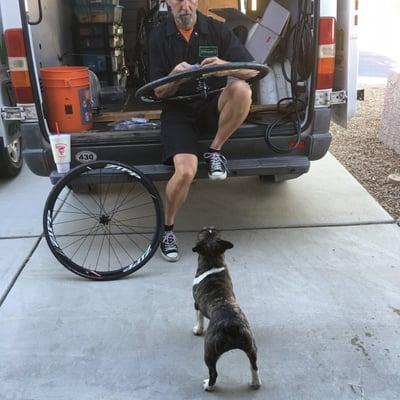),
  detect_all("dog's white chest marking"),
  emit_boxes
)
[193,267,226,286]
